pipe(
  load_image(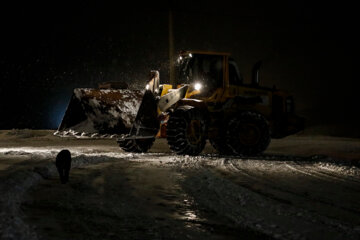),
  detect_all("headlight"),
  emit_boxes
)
[194,83,202,91]
[146,84,150,90]
[177,56,183,63]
